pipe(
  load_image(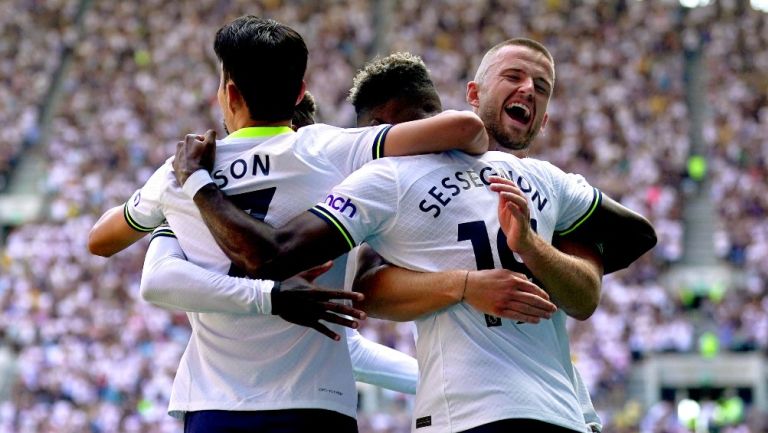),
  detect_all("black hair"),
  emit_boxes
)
[348,52,439,118]
[214,16,308,122]
[292,91,316,129]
